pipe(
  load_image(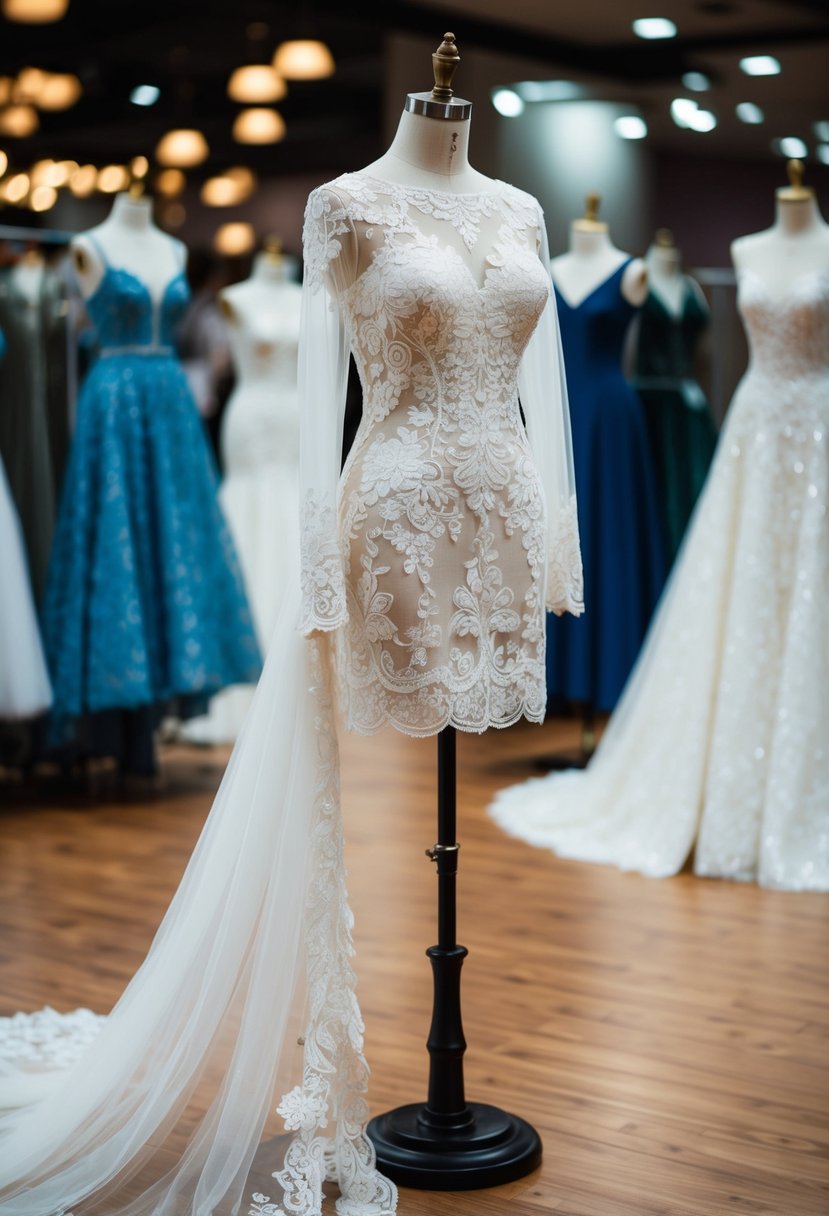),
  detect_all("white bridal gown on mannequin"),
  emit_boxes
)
[181,272,302,743]
[0,174,582,1215]
[0,454,52,719]
[491,265,829,891]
